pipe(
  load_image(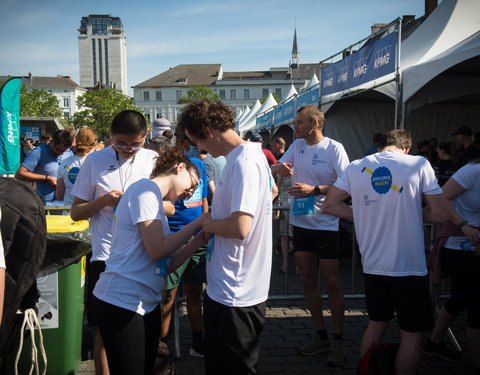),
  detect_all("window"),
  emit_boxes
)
[230,89,236,99]
[156,91,162,101]
[176,90,182,100]
[92,39,97,84]
[275,88,282,99]
[98,39,103,84]
[143,91,150,101]
[244,89,250,99]
[219,89,226,100]
[262,88,269,98]
[105,39,109,85]
[63,112,70,118]
[63,98,69,107]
